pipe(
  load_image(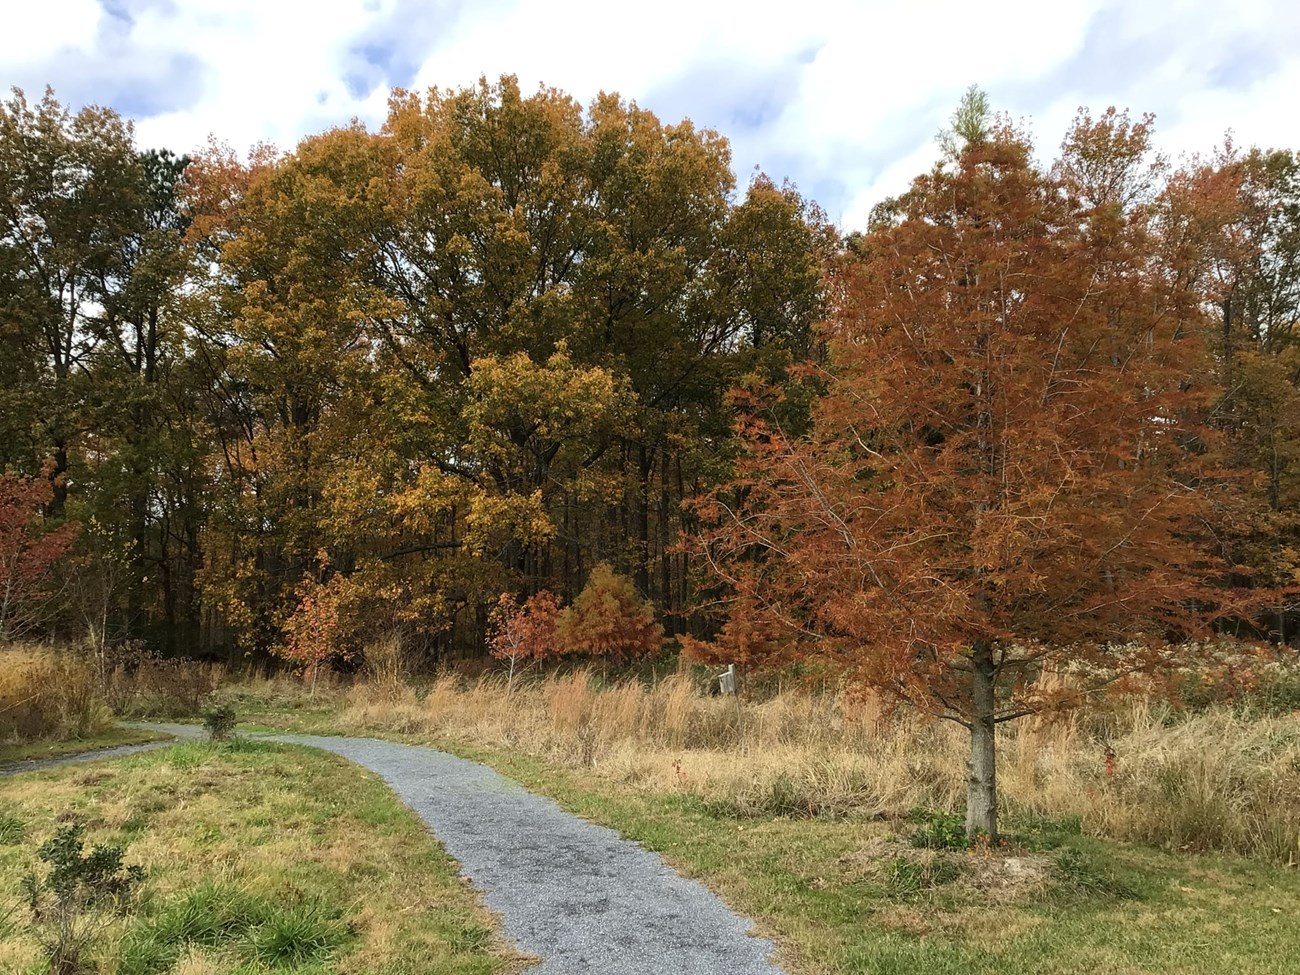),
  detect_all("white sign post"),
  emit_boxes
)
[718,663,741,727]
